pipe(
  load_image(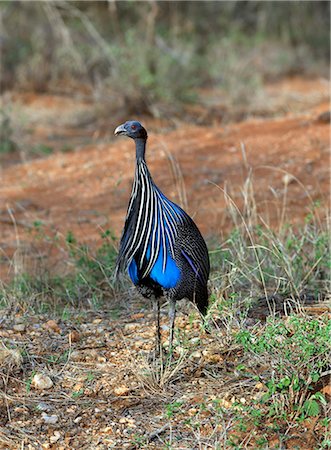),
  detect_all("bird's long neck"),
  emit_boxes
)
[133,137,153,191]
[135,138,147,163]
